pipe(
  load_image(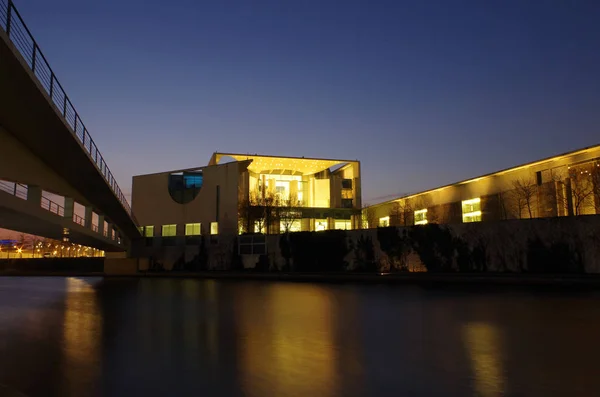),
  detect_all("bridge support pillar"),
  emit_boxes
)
[26,184,42,205]
[98,215,105,236]
[84,206,93,228]
[64,197,74,219]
